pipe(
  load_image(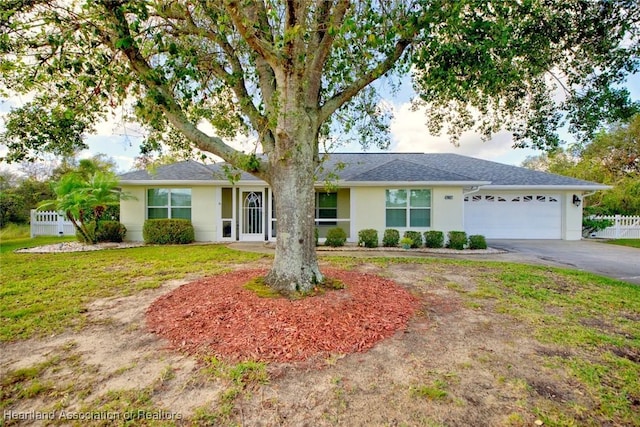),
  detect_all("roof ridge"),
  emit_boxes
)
[347,157,479,182]
[346,158,406,181]
[183,159,214,173]
[398,156,478,181]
